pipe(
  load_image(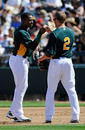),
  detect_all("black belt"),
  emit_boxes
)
[53,57,70,59]
[12,53,27,58]
[52,57,60,59]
